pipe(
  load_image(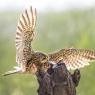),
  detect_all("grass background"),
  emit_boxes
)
[0,8,95,95]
